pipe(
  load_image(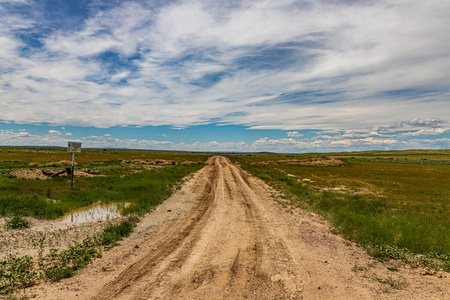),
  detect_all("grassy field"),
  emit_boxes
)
[0,147,209,295]
[229,150,450,269]
[0,146,207,219]
[1,146,449,293]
